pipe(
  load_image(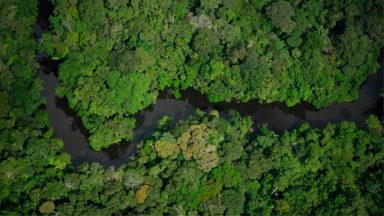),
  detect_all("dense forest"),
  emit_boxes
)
[0,0,383,215]
[0,0,71,214]
[2,105,384,215]
[42,0,384,149]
